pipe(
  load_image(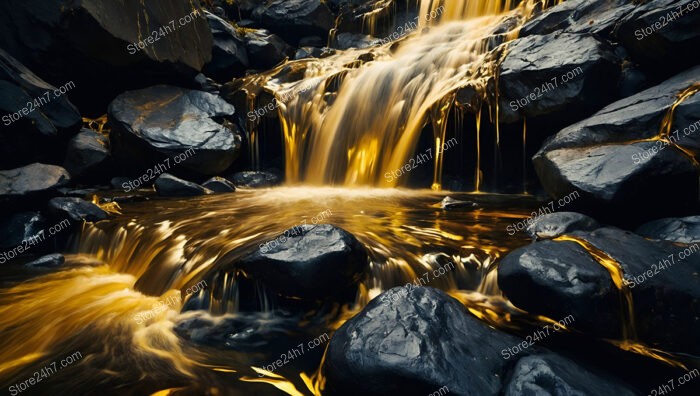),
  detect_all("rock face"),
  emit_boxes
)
[498,227,700,354]
[636,216,700,244]
[109,85,241,177]
[520,0,634,38]
[154,174,211,197]
[0,49,82,169]
[237,224,369,300]
[63,129,112,182]
[47,197,108,223]
[0,0,213,113]
[0,163,71,205]
[525,212,600,240]
[533,66,700,221]
[498,32,620,123]
[324,286,636,396]
[252,0,335,46]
